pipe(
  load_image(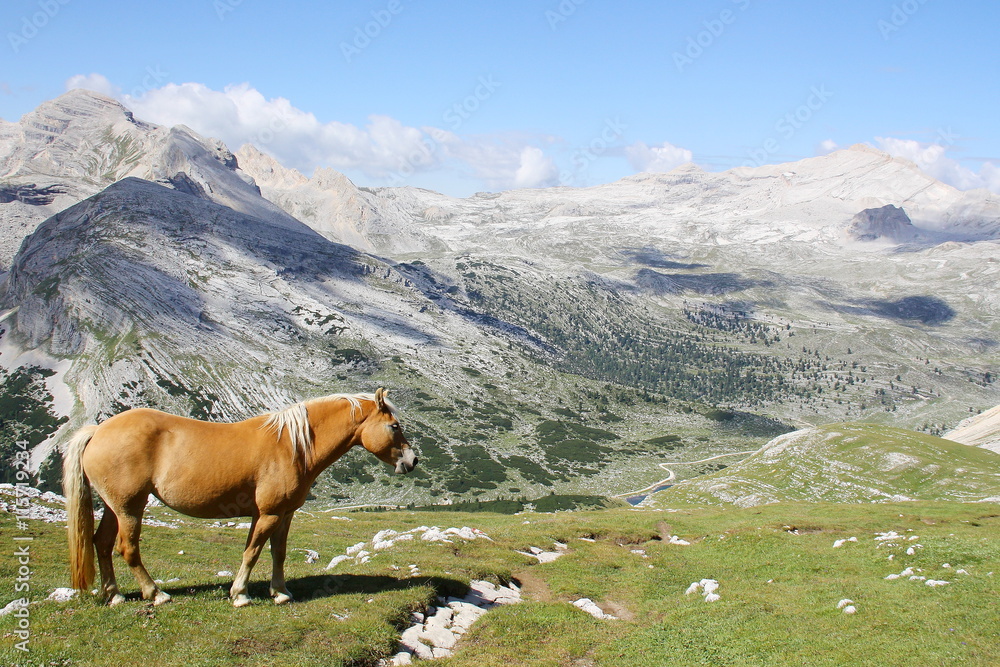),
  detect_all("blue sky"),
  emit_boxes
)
[2,0,998,196]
